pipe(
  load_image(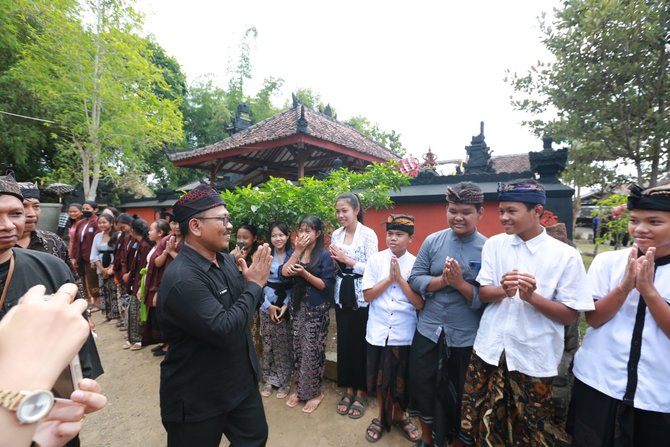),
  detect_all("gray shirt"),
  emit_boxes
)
[409,228,487,346]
